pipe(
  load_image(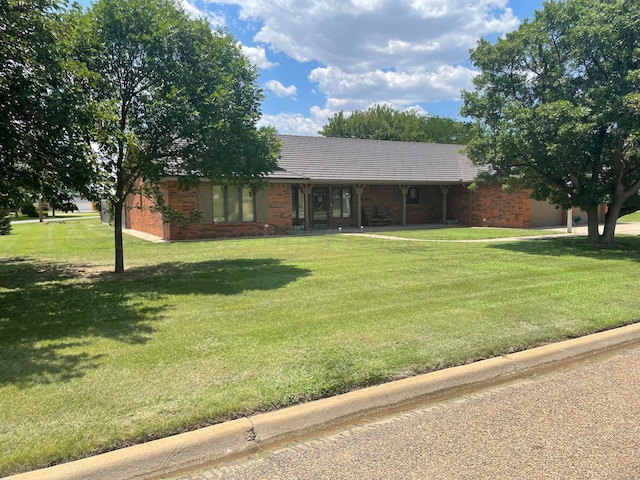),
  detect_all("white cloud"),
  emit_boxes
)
[264,80,297,98]
[182,0,225,26]
[241,45,278,69]
[207,0,522,133]
[258,112,323,136]
[181,0,205,18]
[213,0,519,72]
[308,64,478,111]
